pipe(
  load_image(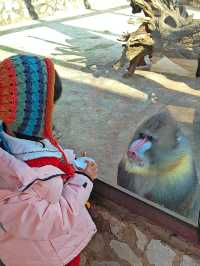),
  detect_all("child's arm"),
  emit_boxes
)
[0,177,66,240]
[62,161,97,215]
